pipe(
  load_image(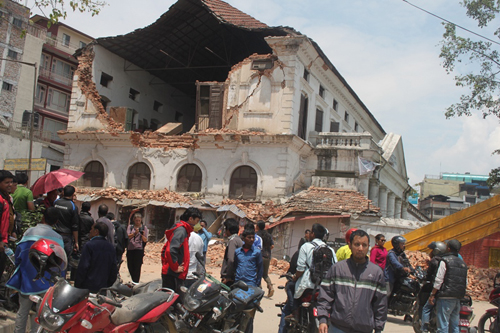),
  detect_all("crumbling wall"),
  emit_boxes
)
[73,46,124,132]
